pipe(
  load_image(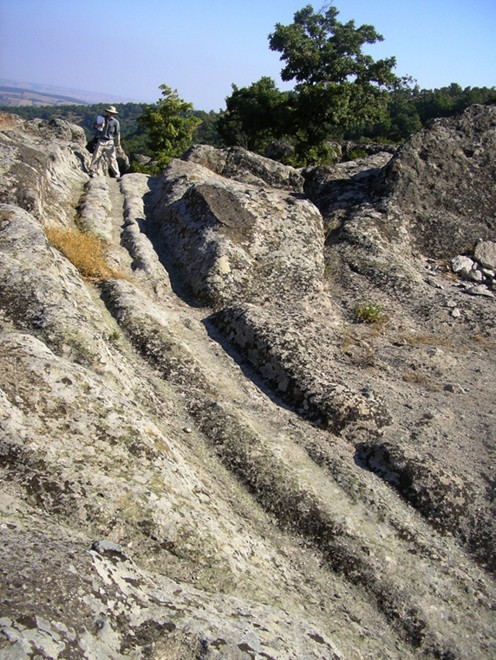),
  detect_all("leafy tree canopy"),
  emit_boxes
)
[220,3,405,165]
[218,77,297,152]
[267,3,399,147]
[269,4,397,89]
